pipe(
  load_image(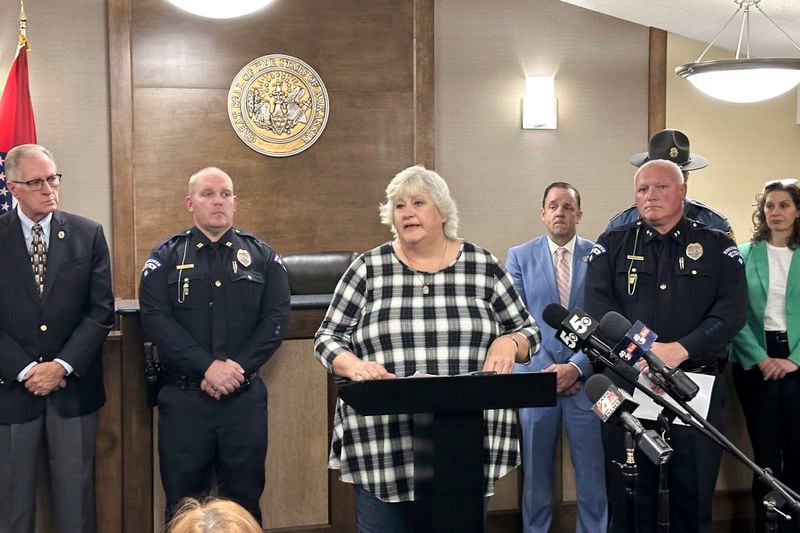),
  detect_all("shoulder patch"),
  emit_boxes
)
[142,258,162,277]
[722,245,744,266]
[588,243,607,262]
